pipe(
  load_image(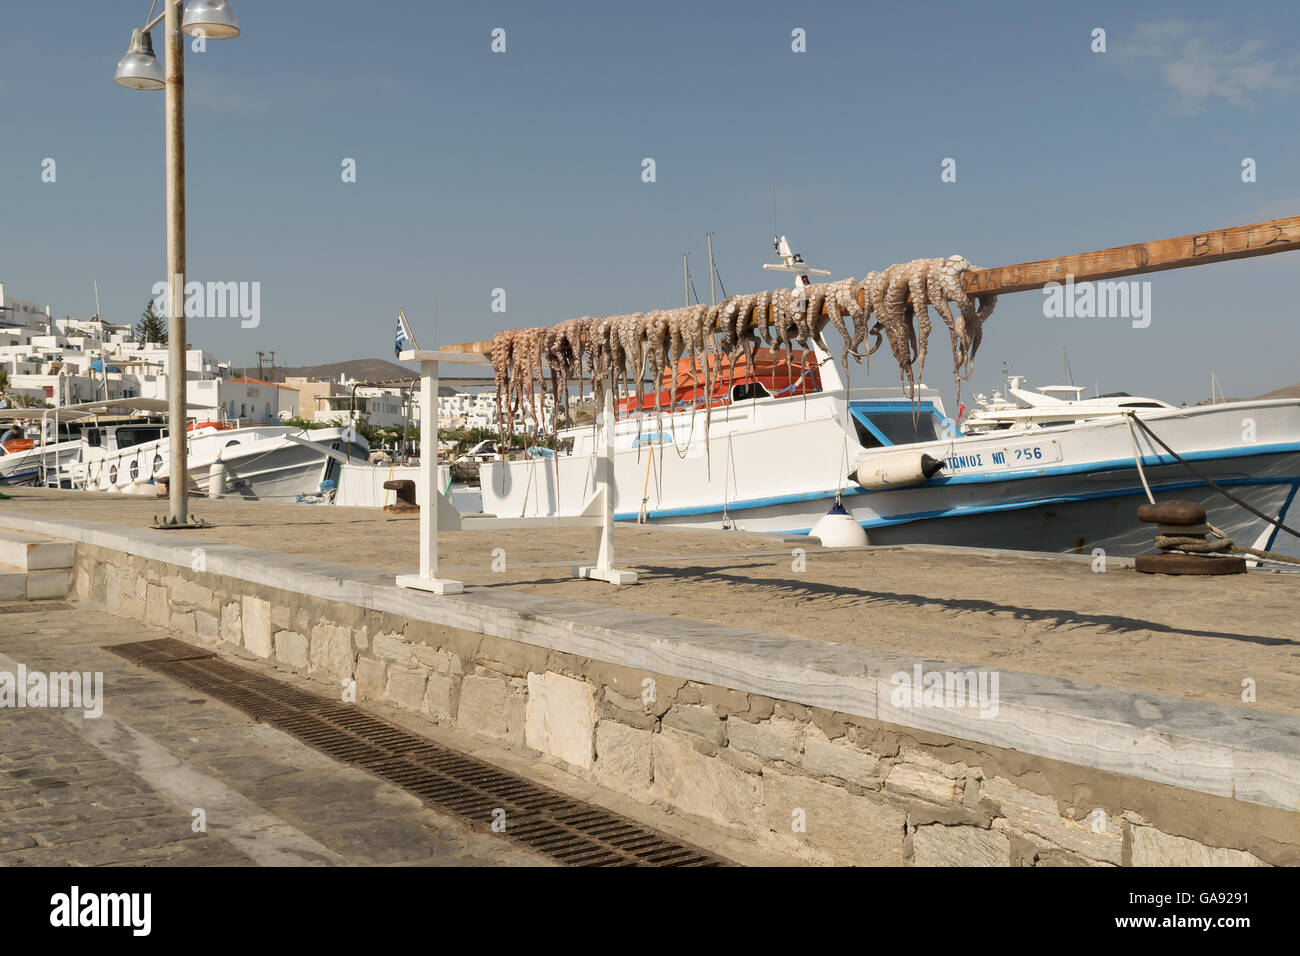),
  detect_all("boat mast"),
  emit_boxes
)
[707,233,717,306]
[682,254,690,307]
